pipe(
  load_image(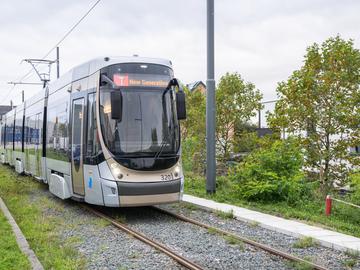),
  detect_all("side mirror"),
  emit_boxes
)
[176,91,186,120]
[111,91,122,121]
[167,78,186,120]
